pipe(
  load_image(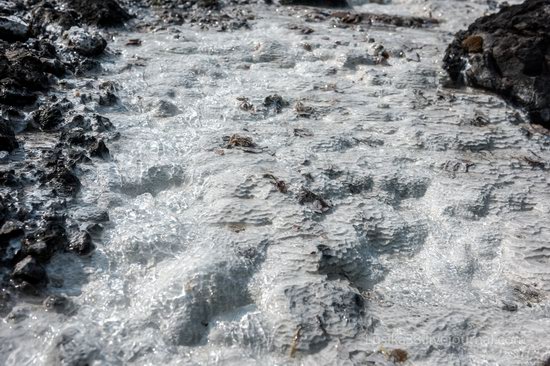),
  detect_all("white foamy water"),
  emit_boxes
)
[2,0,550,365]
